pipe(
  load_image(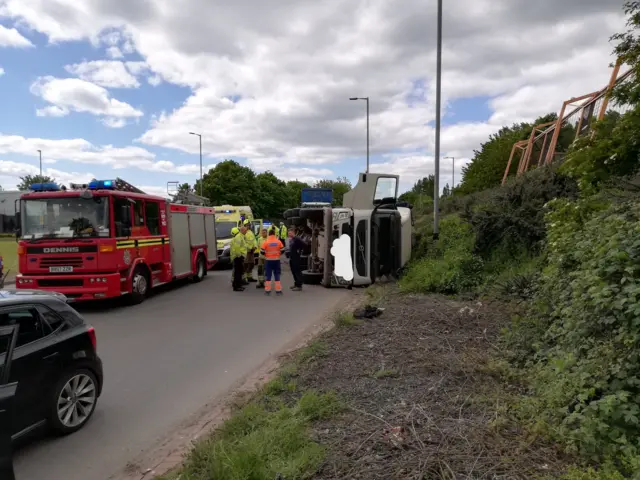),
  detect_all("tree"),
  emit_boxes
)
[17,175,56,191]
[198,160,258,207]
[611,1,640,107]
[254,172,291,219]
[171,182,194,203]
[313,176,352,207]
[285,180,311,208]
[456,113,564,195]
[399,175,435,204]
[441,183,452,198]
